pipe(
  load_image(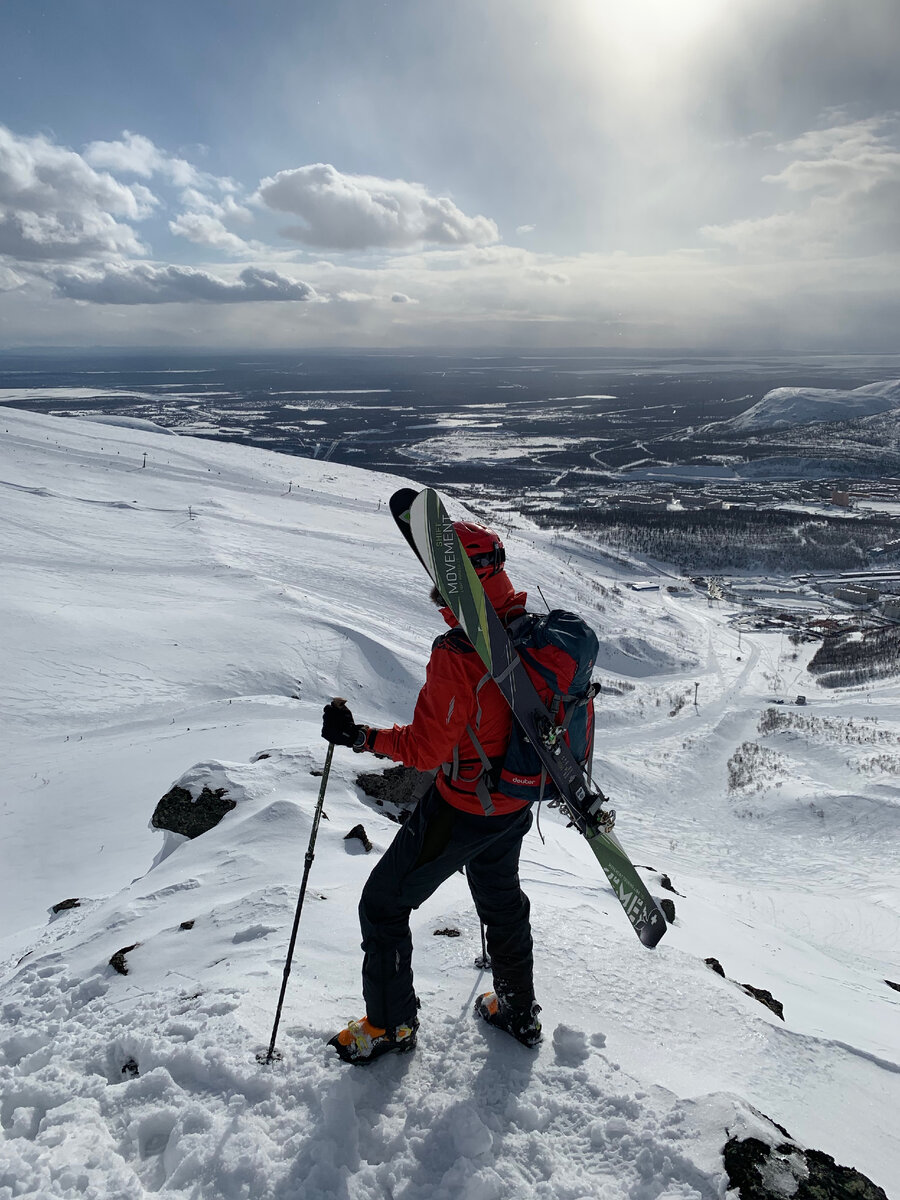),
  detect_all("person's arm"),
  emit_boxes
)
[371,641,472,770]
